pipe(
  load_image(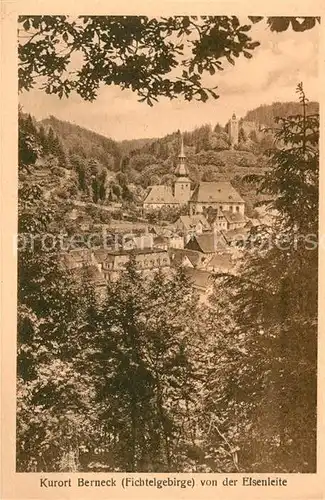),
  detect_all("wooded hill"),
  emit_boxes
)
[42,115,121,171]
[23,100,317,212]
[242,101,319,126]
